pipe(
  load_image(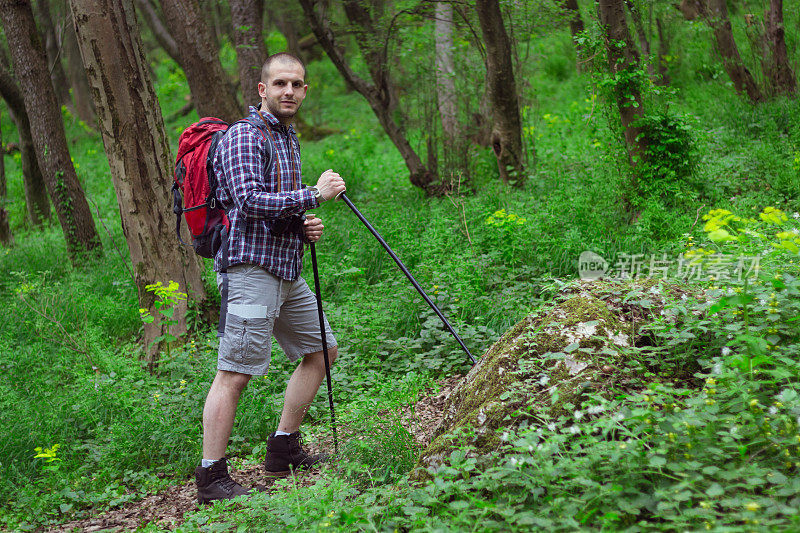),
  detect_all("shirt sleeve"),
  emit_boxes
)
[218,123,318,220]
